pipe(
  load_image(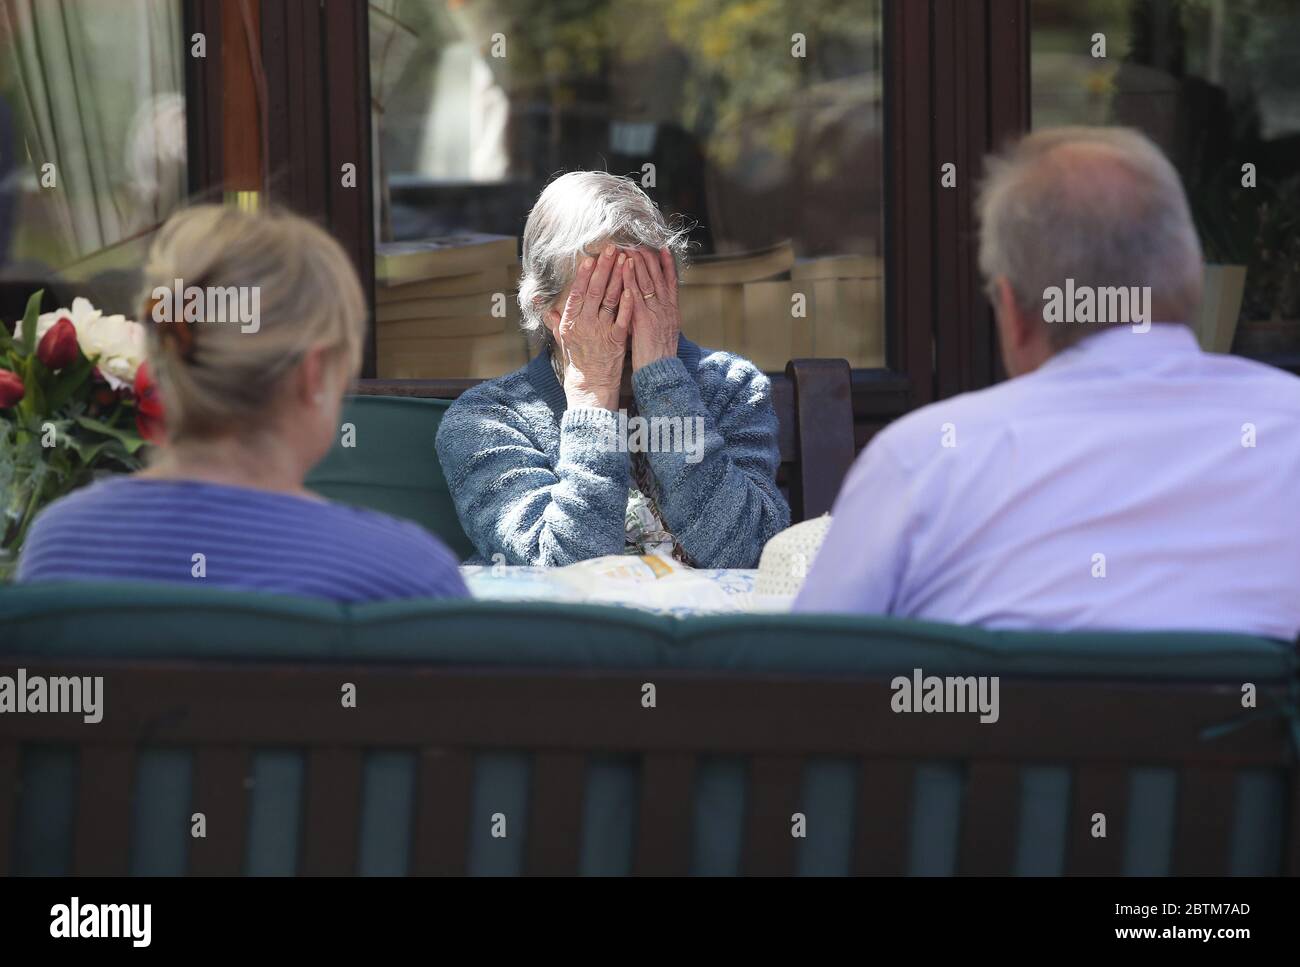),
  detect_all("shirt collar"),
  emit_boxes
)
[1039,323,1201,374]
[529,336,702,419]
